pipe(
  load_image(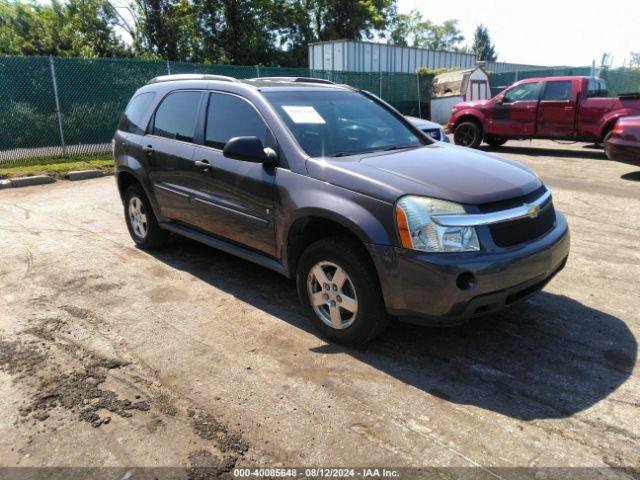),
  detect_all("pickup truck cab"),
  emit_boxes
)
[449,76,640,148]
